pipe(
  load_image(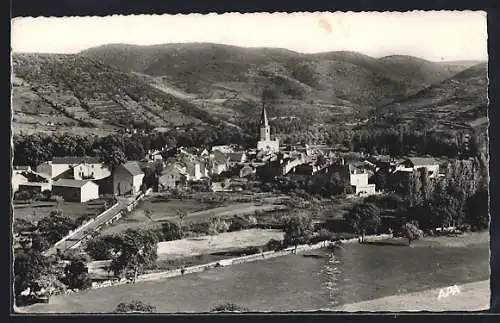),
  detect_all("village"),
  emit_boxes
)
[12,103,459,305]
